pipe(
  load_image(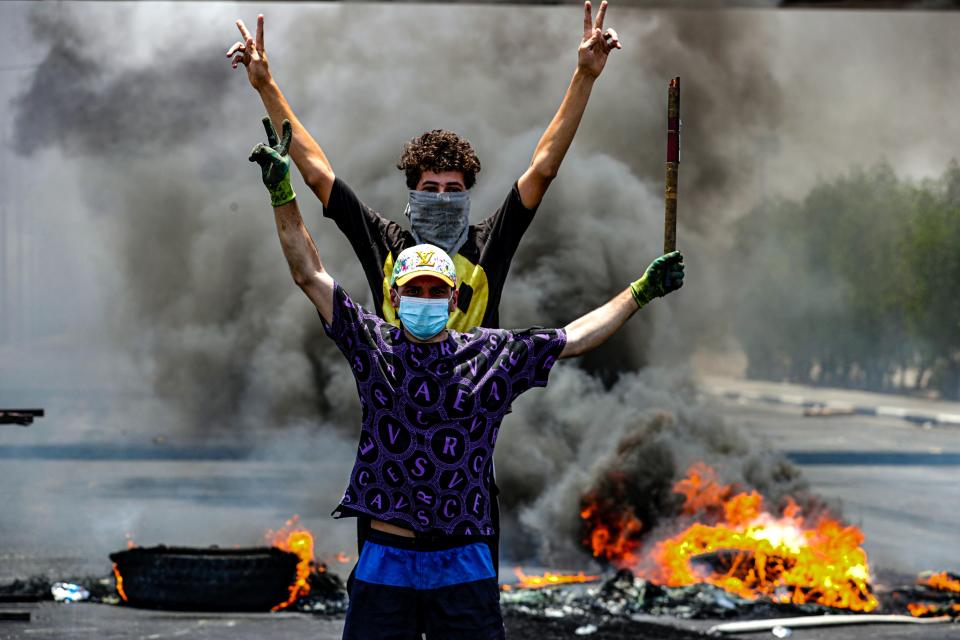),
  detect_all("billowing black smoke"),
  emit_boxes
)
[17,11,231,159]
